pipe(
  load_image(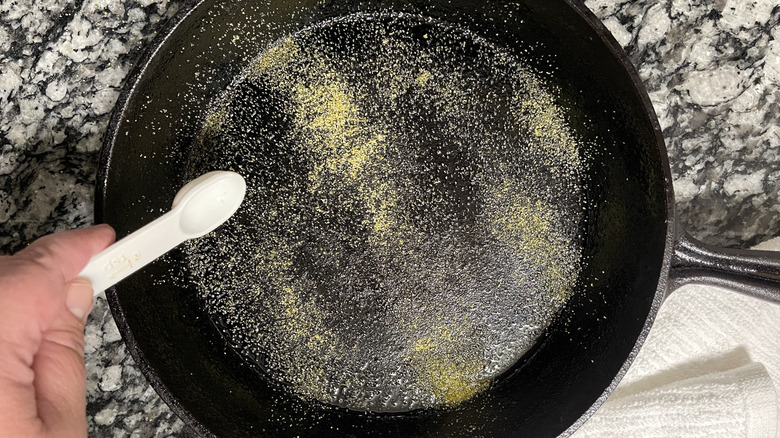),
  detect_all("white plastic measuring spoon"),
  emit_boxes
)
[79,171,247,294]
